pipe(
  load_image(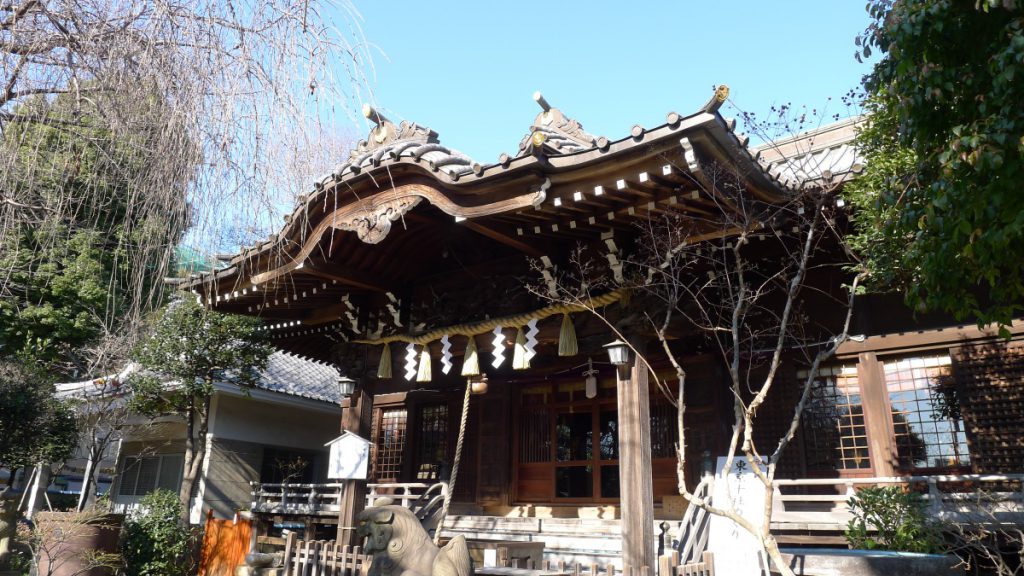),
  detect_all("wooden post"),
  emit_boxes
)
[617,358,655,572]
[338,387,373,544]
[857,352,897,477]
[283,532,296,571]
